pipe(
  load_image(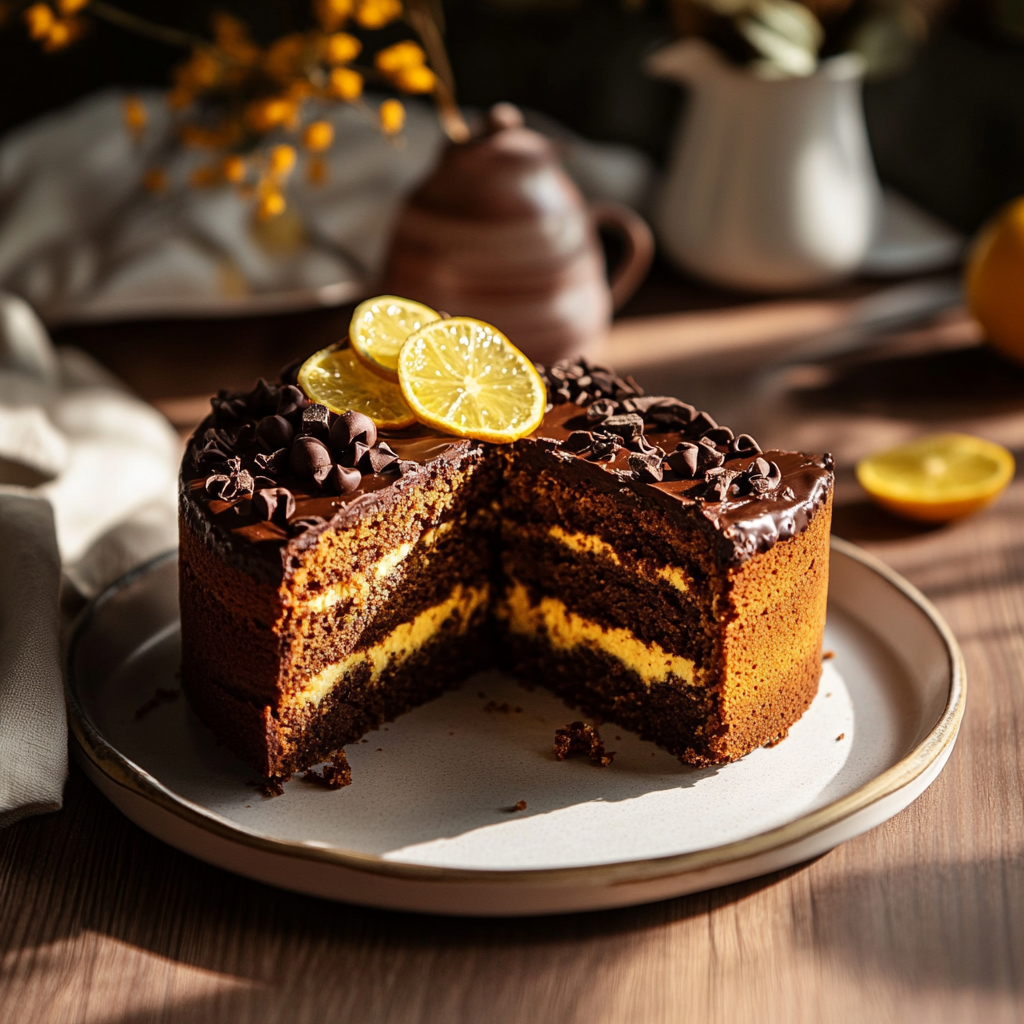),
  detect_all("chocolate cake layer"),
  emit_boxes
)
[178,350,834,778]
